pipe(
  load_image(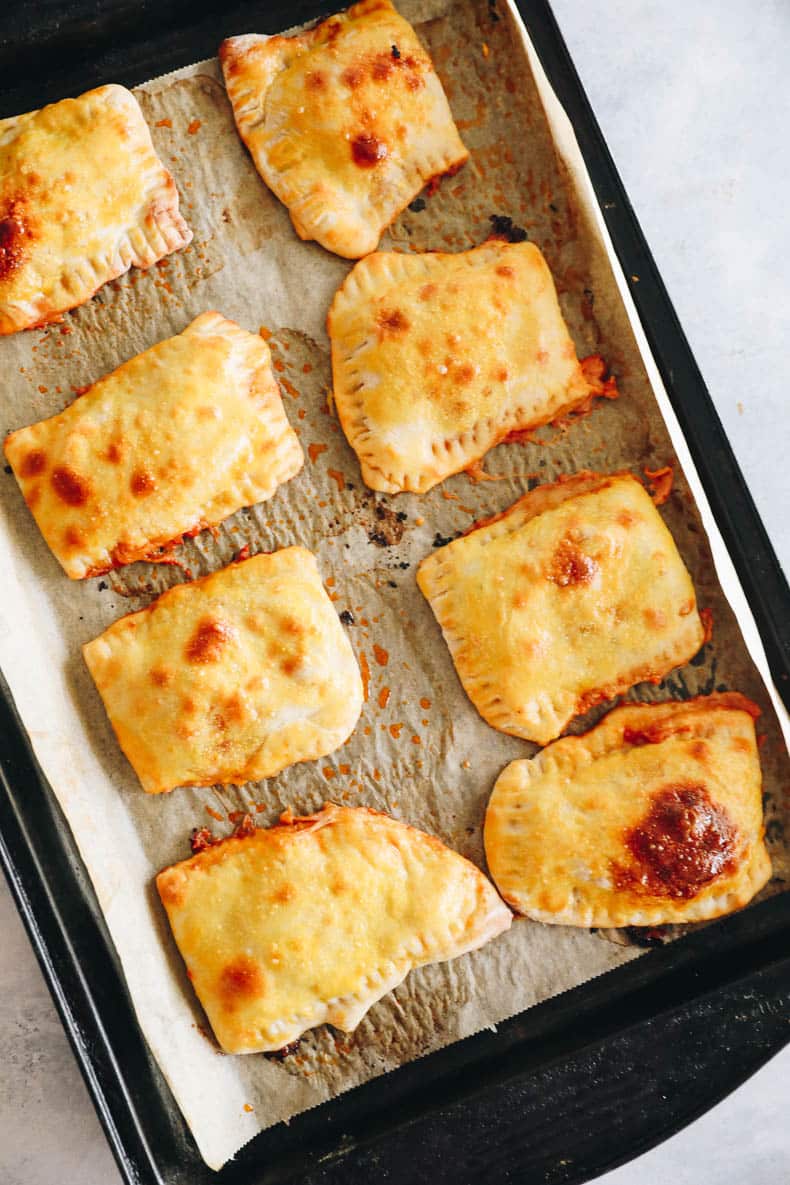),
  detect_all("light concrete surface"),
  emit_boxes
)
[0,2,788,1182]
